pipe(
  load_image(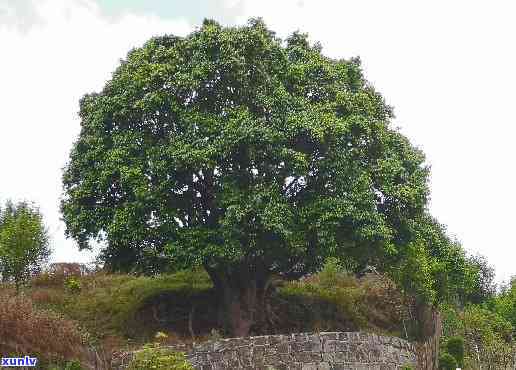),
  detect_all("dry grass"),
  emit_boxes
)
[0,291,86,366]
